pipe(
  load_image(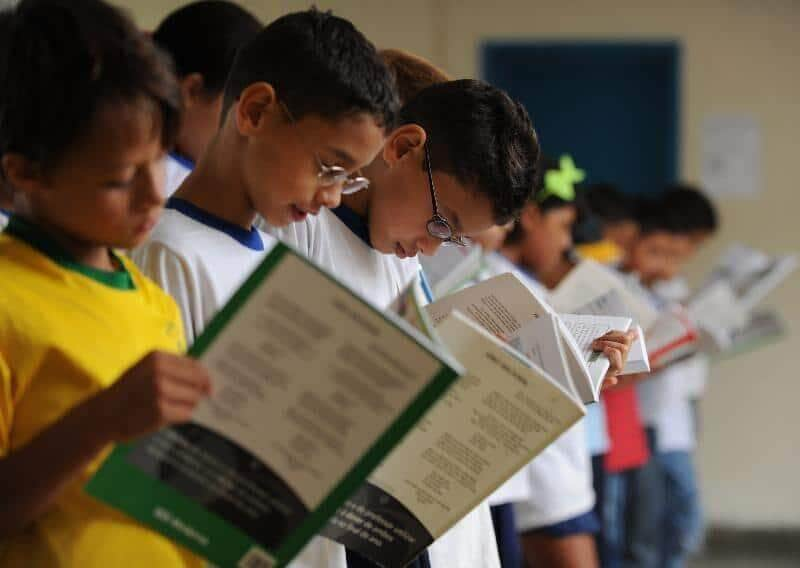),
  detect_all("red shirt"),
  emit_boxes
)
[603,385,650,472]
